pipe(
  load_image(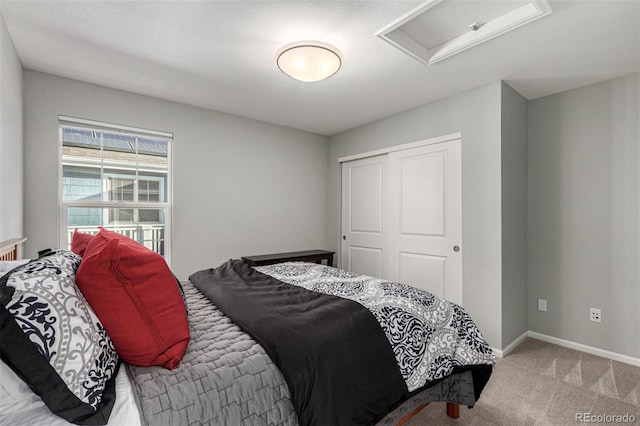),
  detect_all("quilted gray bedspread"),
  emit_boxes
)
[125,280,297,426]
